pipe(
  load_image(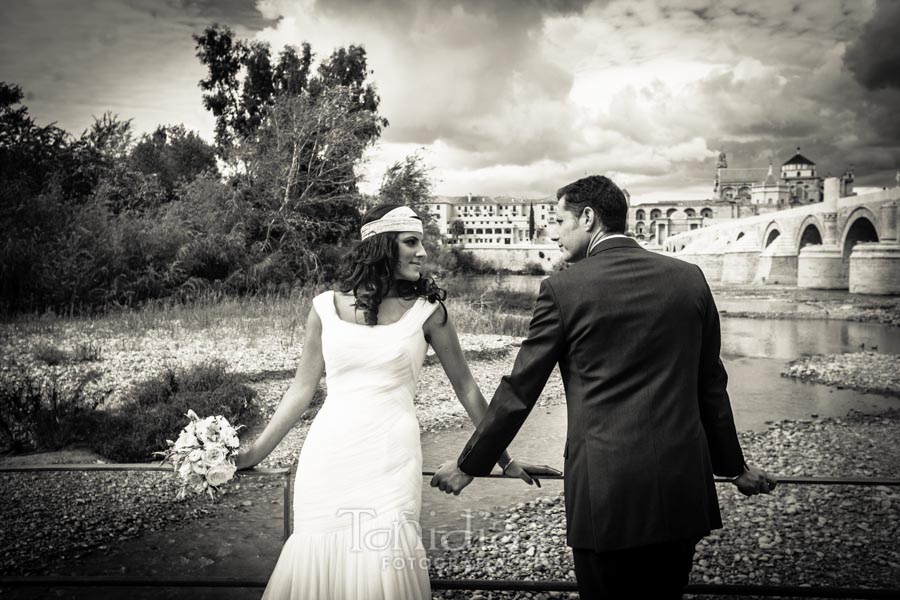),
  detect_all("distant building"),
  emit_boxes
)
[426,194,559,246]
[420,195,562,271]
[713,147,855,210]
[629,200,728,245]
[631,148,856,246]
